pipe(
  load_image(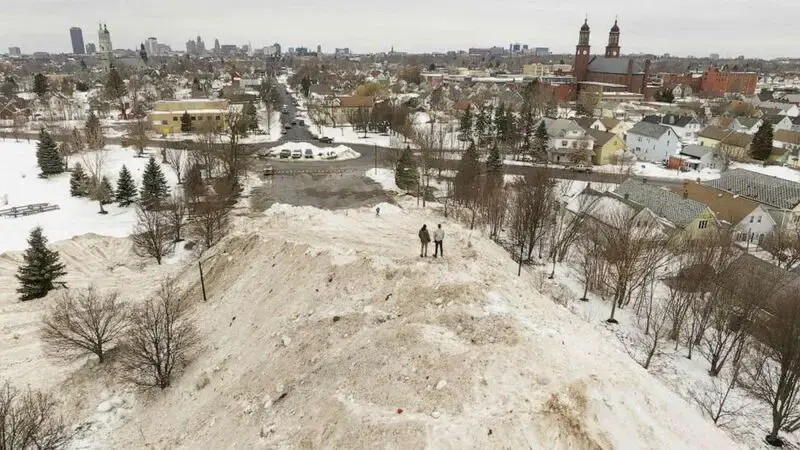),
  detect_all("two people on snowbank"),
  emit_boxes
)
[418,224,445,258]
